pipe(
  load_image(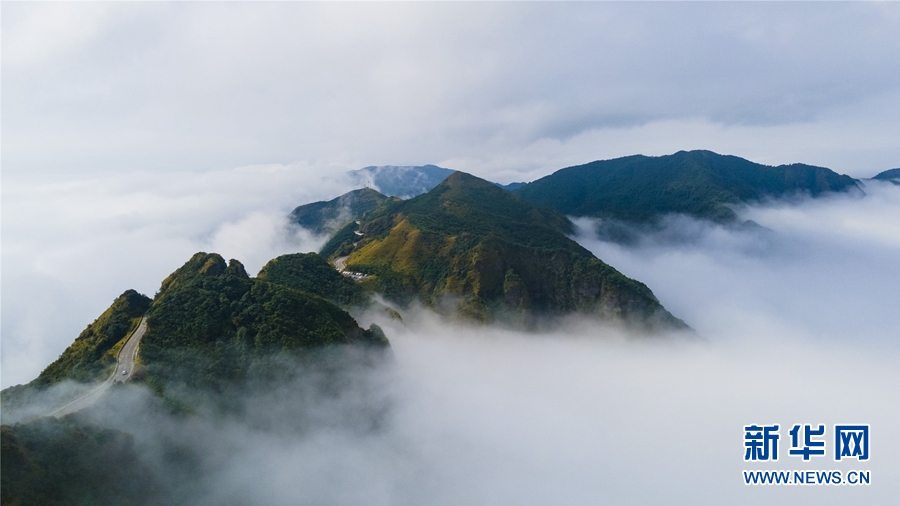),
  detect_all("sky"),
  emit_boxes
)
[2,3,900,503]
[3,2,900,182]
